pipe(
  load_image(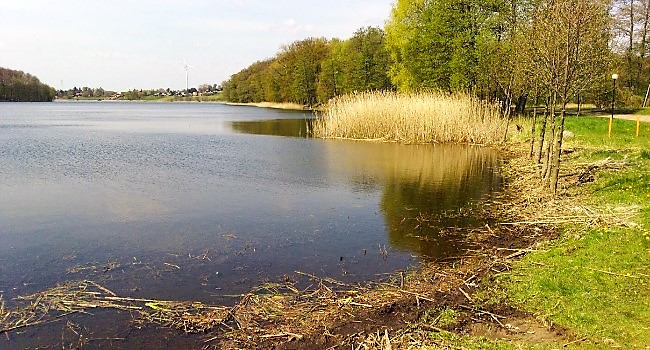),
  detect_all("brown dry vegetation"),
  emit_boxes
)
[313,91,507,144]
